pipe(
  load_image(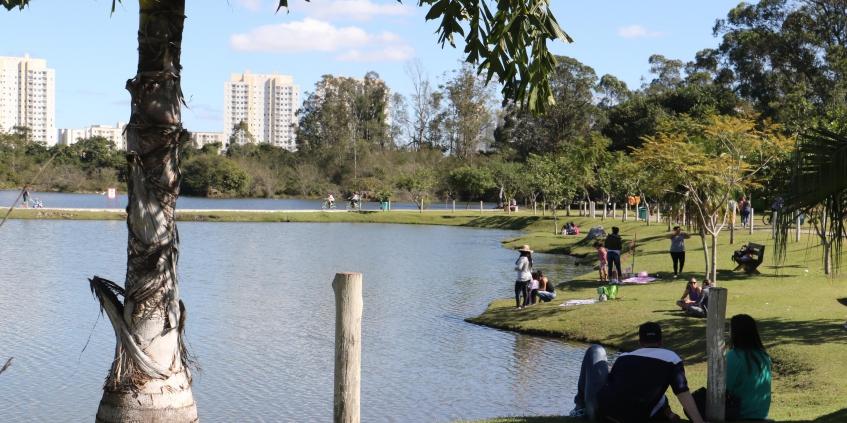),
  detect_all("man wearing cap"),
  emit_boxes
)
[570,322,706,423]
